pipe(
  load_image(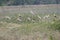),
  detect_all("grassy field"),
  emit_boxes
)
[0,4,60,40]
